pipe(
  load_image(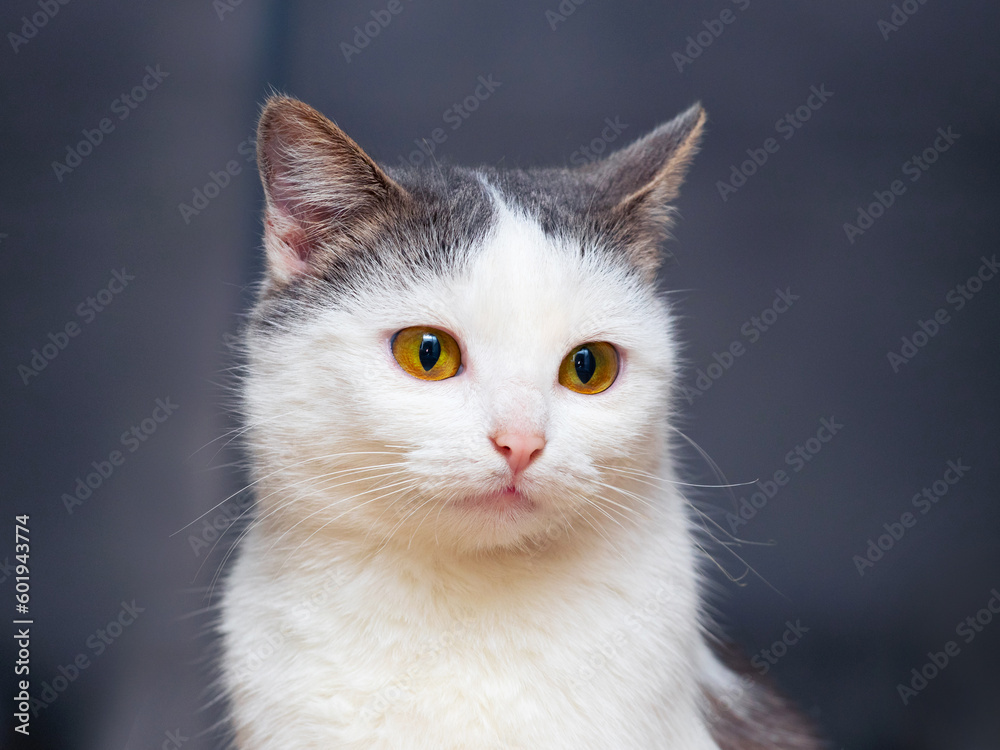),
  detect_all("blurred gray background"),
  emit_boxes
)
[2,1,998,748]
